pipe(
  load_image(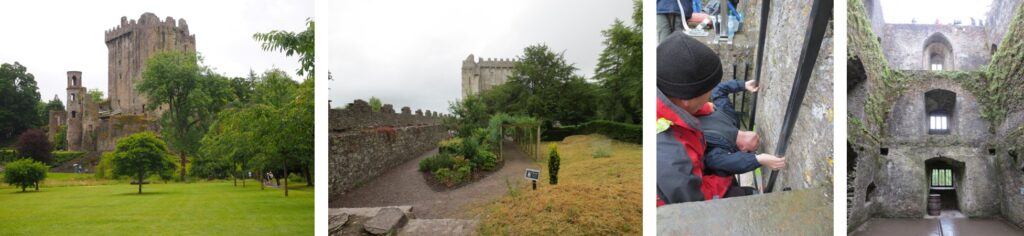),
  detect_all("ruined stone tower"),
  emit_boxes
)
[461,54,515,98]
[65,71,85,151]
[105,12,196,115]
